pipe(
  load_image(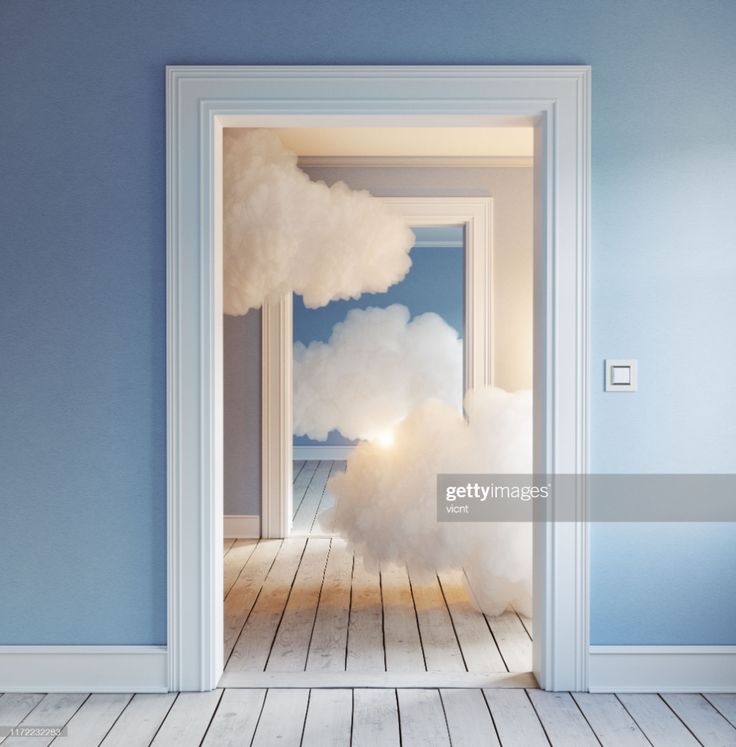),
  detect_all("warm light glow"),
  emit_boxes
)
[375,432,395,448]
[273,126,535,158]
